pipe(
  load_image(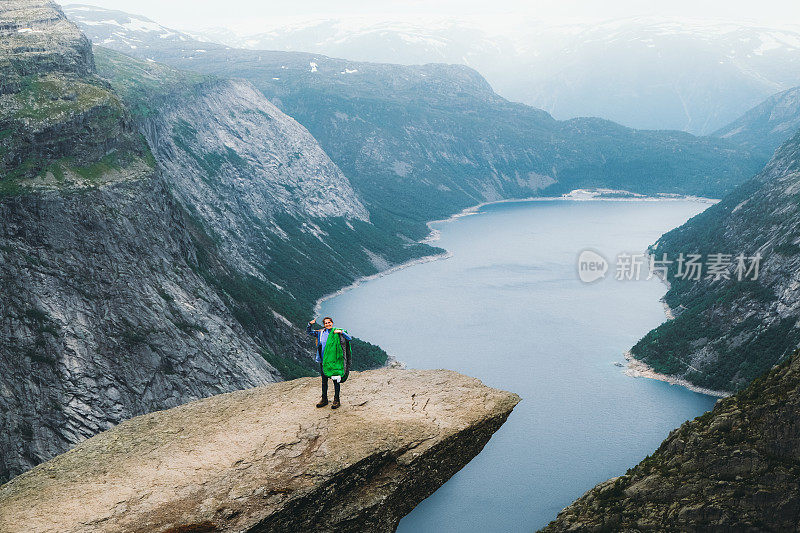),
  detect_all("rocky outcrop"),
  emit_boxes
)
[543,349,800,532]
[0,369,520,533]
[0,0,139,179]
[1,0,93,80]
[630,129,800,392]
